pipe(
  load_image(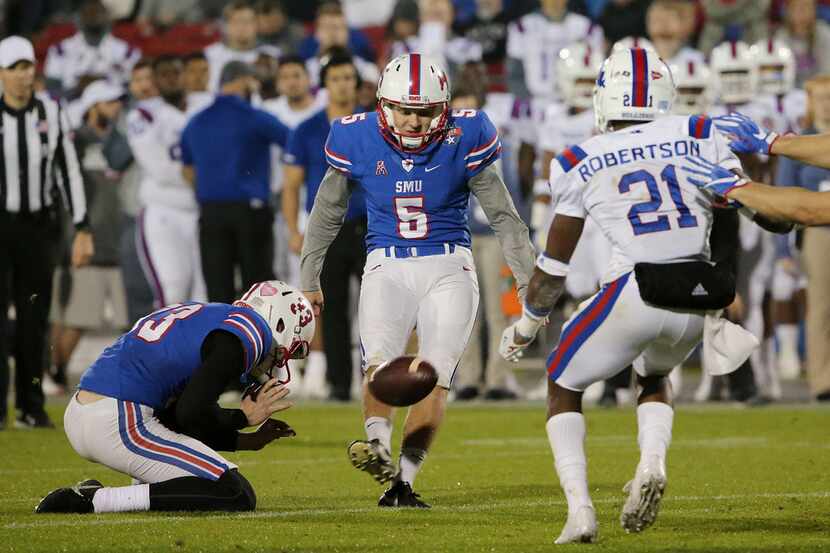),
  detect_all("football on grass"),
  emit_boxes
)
[368,356,438,407]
